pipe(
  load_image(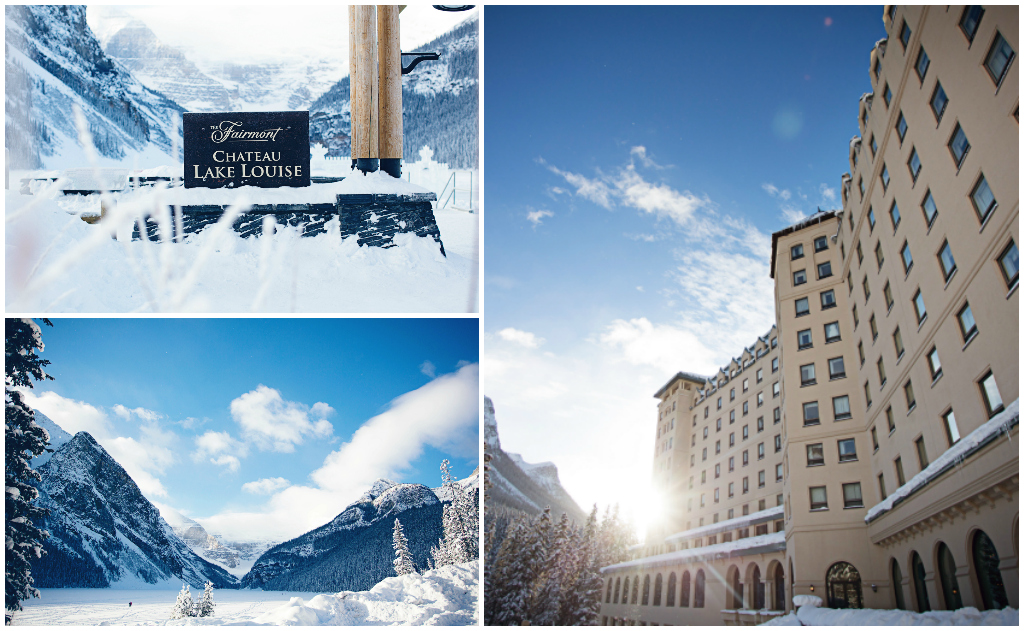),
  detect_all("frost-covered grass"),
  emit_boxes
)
[5,187,478,313]
[9,562,478,626]
[762,605,1018,626]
